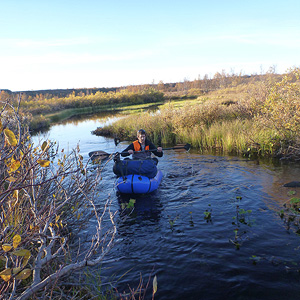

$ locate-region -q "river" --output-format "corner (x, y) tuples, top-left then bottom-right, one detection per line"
(33, 113), (300, 300)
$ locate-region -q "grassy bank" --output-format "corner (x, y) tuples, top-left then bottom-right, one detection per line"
(17, 88), (163, 115)
(93, 69), (300, 160)
(20, 90), (164, 131)
(28, 102), (164, 133)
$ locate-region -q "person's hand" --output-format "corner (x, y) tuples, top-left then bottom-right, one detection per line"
(128, 149), (134, 155)
(157, 147), (162, 152)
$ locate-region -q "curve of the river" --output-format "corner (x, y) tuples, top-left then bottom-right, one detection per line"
(33, 113), (300, 300)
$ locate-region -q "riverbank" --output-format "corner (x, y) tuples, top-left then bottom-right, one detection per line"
(92, 69), (300, 160)
(29, 101), (164, 132)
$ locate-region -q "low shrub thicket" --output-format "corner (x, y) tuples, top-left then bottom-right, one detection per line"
(0, 101), (116, 299)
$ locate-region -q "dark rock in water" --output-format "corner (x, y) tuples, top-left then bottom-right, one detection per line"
(283, 181), (300, 187)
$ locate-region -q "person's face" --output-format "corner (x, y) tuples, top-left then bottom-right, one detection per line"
(137, 134), (146, 144)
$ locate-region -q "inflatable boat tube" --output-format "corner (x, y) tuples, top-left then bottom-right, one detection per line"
(115, 170), (163, 194)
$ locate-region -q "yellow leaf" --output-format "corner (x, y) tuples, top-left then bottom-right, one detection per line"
(22, 253), (31, 268)
(13, 235), (21, 249)
(153, 275), (158, 295)
(0, 268), (11, 282)
(0, 120), (2, 133)
(41, 141), (48, 151)
(12, 249), (31, 267)
(12, 267), (21, 275)
(9, 158), (20, 173)
(15, 268), (31, 280)
(2, 244), (12, 252)
(13, 190), (19, 200)
(4, 128), (17, 146)
(37, 159), (50, 167)
(12, 249), (30, 257)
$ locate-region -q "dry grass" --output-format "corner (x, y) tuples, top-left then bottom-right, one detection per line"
(93, 69), (300, 159)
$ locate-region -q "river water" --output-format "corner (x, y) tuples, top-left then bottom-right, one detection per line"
(33, 114), (300, 300)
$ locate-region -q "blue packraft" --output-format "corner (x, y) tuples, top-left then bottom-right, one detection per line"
(113, 159), (157, 179)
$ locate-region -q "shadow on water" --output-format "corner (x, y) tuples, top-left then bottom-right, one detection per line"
(116, 192), (163, 230)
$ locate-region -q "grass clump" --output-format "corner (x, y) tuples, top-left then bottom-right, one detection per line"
(94, 68), (300, 159)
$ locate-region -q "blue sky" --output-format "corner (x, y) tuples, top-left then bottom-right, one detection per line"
(1, 0), (299, 91)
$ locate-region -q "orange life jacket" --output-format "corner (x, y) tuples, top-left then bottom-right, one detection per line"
(133, 140), (149, 152)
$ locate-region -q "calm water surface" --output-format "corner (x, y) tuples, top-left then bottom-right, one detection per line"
(33, 114), (300, 300)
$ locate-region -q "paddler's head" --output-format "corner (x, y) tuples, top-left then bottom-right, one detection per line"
(137, 129), (146, 145)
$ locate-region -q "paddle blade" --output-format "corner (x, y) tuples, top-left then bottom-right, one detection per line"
(173, 143), (191, 152)
(89, 150), (110, 161)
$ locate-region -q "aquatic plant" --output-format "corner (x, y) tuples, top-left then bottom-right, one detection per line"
(279, 194), (300, 234)
(204, 204), (212, 222)
(167, 214), (179, 230)
(230, 204), (253, 249)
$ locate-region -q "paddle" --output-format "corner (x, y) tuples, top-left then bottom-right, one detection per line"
(89, 143), (191, 160)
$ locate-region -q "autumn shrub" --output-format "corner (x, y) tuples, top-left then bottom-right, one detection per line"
(0, 101), (116, 299)
(255, 69), (300, 138)
(248, 68), (300, 157)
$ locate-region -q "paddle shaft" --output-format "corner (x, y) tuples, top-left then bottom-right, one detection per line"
(89, 143), (190, 158)
(123, 143), (190, 155)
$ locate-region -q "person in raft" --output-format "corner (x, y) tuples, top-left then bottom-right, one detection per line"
(121, 129), (163, 161)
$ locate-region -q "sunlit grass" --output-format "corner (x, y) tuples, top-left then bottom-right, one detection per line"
(94, 69), (300, 158)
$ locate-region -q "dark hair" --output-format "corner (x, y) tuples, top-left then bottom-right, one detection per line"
(137, 129), (146, 135)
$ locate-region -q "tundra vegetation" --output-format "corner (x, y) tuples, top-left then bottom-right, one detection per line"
(93, 68), (300, 160)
